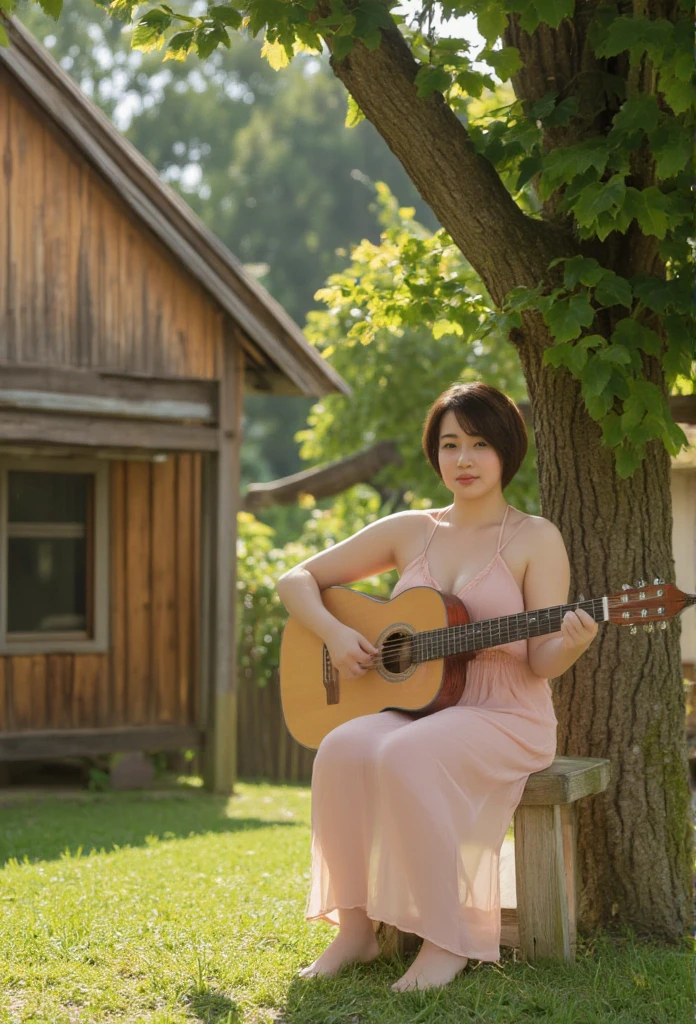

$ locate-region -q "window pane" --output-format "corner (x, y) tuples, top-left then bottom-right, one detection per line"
(7, 537), (87, 633)
(9, 472), (88, 524)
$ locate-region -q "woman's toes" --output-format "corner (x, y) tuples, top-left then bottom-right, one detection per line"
(391, 940), (468, 991)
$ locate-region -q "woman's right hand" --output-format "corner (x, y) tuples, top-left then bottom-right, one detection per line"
(322, 622), (379, 679)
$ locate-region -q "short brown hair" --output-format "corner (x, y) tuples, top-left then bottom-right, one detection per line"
(422, 382), (528, 491)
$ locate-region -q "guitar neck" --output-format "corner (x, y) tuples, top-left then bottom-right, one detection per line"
(415, 596), (608, 662)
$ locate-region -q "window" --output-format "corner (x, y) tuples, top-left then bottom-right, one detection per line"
(0, 458), (109, 654)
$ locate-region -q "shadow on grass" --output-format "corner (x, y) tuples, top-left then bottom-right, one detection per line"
(0, 792), (302, 866)
(185, 983), (241, 1023)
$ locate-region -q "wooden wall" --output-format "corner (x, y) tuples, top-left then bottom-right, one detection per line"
(0, 455), (202, 733)
(0, 70), (223, 380)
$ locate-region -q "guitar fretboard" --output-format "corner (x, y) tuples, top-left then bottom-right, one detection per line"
(412, 597), (608, 662)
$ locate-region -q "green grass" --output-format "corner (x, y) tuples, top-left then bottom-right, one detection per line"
(0, 779), (692, 1023)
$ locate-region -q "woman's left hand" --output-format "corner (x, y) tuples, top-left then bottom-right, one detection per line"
(560, 607), (599, 652)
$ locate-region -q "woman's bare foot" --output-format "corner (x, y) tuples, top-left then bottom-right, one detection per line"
(391, 939), (468, 992)
(299, 908), (380, 979)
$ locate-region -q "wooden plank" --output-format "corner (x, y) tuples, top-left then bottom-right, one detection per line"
(8, 656), (46, 730)
(46, 654), (74, 730)
(514, 804), (572, 961)
(151, 457), (178, 724)
(176, 454), (193, 724)
(125, 462), (151, 725)
(203, 333), (243, 793)
(0, 386), (216, 423)
(500, 908), (520, 950)
(0, 411), (219, 452)
(191, 454), (202, 728)
(0, 660), (6, 731)
(0, 725), (203, 760)
(520, 756), (611, 806)
(108, 462), (126, 725)
(73, 655), (105, 728)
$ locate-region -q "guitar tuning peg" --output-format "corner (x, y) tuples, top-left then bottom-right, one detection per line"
(652, 578), (665, 585)
(658, 621), (667, 630)
(621, 584), (631, 591)
(642, 623), (654, 633)
(635, 579), (646, 588)
(629, 625), (637, 634)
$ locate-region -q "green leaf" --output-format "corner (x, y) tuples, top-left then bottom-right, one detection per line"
(572, 175), (625, 228)
(539, 139), (610, 195)
(542, 343), (572, 368)
(545, 95), (579, 127)
(594, 272), (633, 309)
(611, 95), (659, 137)
(544, 294), (594, 343)
(614, 443), (644, 478)
(432, 320), (464, 339)
(601, 412), (624, 447)
(629, 186), (670, 239)
(581, 354), (613, 398)
(650, 120), (692, 179)
(132, 23), (167, 52)
(208, 5), (242, 28)
(631, 276), (676, 314)
(534, 0), (575, 30)
(481, 46), (522, 81)
(477, 5), (507, 43)
(455, 70), (495, 98)
(562, 256), (604, 288)
(261, 37), (289, 69)
(38, 0), (62, 16)
(164, 29), (195, 60)
(345, 94), (364, 128)
(516, 154), (543, 190)
(598, 344), (631, 365)
(332, 35), (354, 61)
(415, 65), (451, 98)
(612, 318), (662, 356)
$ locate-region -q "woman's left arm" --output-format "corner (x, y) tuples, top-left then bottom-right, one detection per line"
(524, 520), (599, 679)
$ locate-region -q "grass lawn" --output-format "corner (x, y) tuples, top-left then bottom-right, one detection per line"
(0, 778), (691, 1024)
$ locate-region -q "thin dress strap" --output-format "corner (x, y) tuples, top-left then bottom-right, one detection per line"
(498, 508), (530, 554)
(422, 504), (453, 558)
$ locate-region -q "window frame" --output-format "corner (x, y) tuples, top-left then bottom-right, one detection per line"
(0, 456), (110, 655)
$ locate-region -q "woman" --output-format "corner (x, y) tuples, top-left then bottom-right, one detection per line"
(276, 382), (598, 991)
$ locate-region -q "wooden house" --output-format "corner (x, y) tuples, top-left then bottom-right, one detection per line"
(0, 16), (349, 792)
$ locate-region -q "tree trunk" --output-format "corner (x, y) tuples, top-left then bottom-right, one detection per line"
(518, 337), (692, 940)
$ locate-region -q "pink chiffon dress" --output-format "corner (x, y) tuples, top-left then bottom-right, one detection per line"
(305, 504), (558, 961)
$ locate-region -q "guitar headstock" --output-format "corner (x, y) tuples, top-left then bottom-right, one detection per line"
(607, 578), (696, 633)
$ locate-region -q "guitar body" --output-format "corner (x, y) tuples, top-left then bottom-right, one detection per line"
(280, 585), (475, 750)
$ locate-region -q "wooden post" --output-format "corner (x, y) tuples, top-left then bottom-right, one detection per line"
(514, 803), (575, 961)
(202, 327), (244, 794)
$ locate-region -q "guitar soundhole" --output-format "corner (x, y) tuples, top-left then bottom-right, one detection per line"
(381, 629), (415, 676)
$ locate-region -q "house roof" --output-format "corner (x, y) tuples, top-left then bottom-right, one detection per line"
(0, 15), (351, 399)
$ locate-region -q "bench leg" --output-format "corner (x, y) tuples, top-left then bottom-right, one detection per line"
(514, 802), (577, 961)
(377, 923), (421, 959)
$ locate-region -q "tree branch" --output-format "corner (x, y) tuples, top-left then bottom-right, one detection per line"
(242, 440), (402, 511)
(325, 19), (572, 306)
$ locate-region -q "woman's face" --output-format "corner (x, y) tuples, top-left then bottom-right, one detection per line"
(437, 409), (503, 495)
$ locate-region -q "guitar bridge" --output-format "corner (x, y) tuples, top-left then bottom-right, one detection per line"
(322, 645), (340, 705)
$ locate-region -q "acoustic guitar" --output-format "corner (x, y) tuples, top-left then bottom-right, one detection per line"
(279, 578), (695, 749)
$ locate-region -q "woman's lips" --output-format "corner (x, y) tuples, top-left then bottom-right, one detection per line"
(457, 476), (478, 483)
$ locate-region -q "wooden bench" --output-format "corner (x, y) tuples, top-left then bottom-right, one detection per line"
(378, 755), (611, 963)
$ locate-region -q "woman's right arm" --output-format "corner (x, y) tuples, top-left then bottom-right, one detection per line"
(276, 512), (416, 679)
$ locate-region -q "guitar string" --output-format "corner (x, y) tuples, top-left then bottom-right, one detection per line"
(360, 597), (605, 656)
(353, 596), (620, 669)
